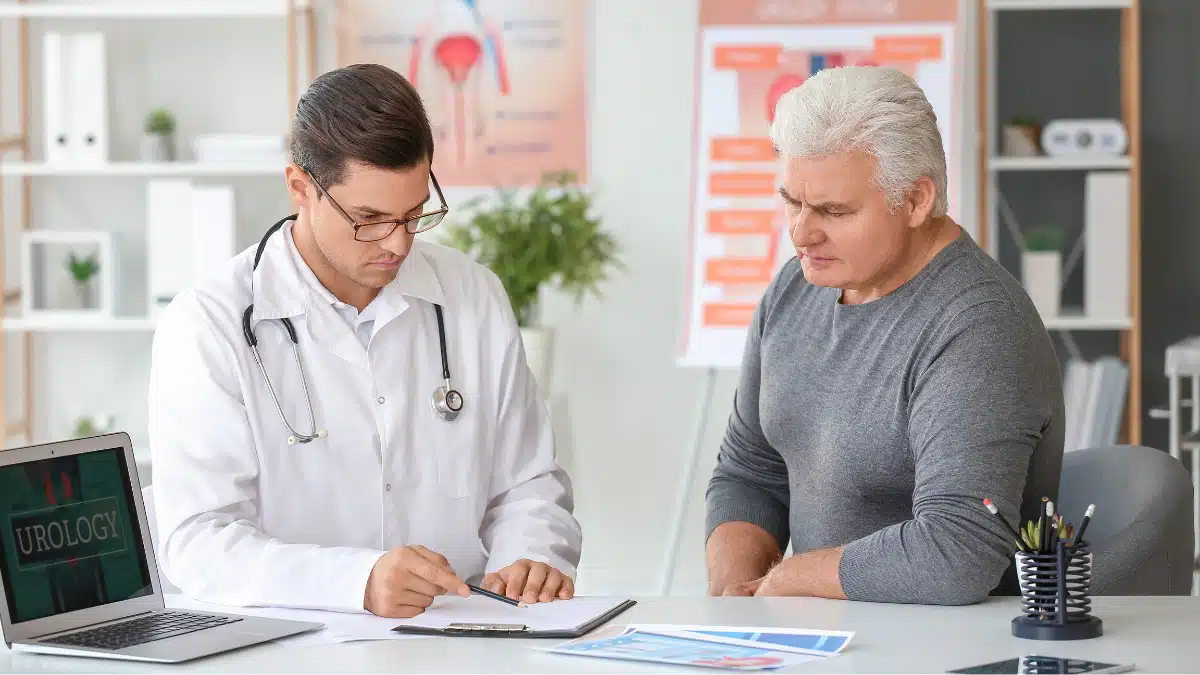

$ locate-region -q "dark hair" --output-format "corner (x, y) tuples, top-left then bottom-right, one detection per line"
(289, 63), (434, 188)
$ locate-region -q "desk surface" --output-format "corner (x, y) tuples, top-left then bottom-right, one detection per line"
(2, 596), (1197, 673)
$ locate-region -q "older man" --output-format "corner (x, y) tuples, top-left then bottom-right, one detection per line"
(704, 66), (1064, 605)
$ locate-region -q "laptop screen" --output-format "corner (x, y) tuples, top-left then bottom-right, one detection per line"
(0, 446), (153, 624)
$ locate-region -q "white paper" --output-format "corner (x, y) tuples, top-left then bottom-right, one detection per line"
(164, 594), (424, 647)
(394, 595), (629, 632)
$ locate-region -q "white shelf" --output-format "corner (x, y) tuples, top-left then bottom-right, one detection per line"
(988, 155), (1132, 171)
(1042, 311), (1133, 331)
(0, 1), (293, 18)
(988, 0), (1132, 9)
(1, 161), (285, 176)
(2, 316), (157, 332)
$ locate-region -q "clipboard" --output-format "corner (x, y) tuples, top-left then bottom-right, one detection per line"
(390, 599), (636, 639)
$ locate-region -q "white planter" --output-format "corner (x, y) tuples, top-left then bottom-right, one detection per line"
(1022, 251), (1061, 320)
(1002, 125), (1042, 156)
(520, 326), (554, 398)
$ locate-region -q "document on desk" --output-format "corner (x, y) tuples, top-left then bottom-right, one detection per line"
(165, 594), (422, 647)
(391, 595), (634, 636)
(542, 626), (830, 671)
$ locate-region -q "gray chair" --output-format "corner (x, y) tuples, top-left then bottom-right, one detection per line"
(1057, 445), (1194, 595)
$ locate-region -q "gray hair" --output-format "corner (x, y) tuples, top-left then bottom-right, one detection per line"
(770, 66), (948, 218)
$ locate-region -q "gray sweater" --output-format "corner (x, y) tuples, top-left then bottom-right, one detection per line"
(705, 229), (1064, 605)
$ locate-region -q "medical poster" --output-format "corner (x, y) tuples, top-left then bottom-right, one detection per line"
(335, 0), (588, 188)
(679, 0), (961, 369)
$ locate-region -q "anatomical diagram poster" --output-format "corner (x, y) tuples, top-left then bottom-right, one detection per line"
(335, 0), (588, 188)
(679, 0), (960, 369)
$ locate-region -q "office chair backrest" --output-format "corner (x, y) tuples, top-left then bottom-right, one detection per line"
(1056, 445), (1194, 595)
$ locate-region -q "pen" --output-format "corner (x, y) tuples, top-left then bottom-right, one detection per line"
(467, 584), (527, 608)
(1071, 504), (1095, 551)
(982, 498), (1027, 553)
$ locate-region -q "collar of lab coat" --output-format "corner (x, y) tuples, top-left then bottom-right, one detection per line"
(250, 218), (447, 327)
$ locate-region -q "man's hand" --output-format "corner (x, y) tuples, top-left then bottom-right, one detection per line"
(364, 545), (470, 618)
(720, 577), (763, 596)
(752, 546), (847, 599)
(706, 522), (782, 596)
(481, 559), (574, 604)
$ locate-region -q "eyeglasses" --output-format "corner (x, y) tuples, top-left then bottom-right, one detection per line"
(307, 169), (449, 242)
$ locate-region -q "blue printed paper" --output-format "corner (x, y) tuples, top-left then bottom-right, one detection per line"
(543, 626), (821, 671)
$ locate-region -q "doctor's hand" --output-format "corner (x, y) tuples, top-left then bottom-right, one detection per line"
(481, 559), (575, 604)
(363, 545), (470, 619)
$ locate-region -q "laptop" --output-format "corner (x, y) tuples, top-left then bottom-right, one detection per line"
(0, 432), (322, 663)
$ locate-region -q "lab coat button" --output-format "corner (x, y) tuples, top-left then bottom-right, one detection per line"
(376, 396), (385, 404)
(385, 484), (392, 492)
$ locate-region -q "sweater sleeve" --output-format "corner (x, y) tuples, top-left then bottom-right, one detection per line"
(838, 300), (1060, 605)
(703, 264), (798, 552)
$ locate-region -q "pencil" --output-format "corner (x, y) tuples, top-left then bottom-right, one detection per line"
(982, 498), (1027, 553)
(1037, 499), (1049, 554)
(467, 584), (527, 608)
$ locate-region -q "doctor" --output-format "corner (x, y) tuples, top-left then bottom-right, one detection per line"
(147, 63), (582, 618)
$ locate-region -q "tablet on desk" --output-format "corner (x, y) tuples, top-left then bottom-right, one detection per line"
(390, 596), (636, 638)
(948, 656), (1133, 674)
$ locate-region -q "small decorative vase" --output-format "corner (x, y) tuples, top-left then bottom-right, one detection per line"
(140, 133), (174, 162)
(1021, 251), (1061, 319)
(1002, 124), (1042, 156)
(74, 280), (94, 310)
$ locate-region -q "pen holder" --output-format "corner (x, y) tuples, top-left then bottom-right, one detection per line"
(1012, 541), (1102, 641)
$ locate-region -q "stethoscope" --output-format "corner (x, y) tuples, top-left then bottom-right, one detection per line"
(243, 214), (464, 445)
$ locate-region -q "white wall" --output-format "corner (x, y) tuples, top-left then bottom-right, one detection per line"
(1, 0), (979, 598)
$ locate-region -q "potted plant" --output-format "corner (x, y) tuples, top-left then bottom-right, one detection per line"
(1002, 116), (1042, 156)
(441, 171), (623, 394)
(142, 107), (176, 161)
(1021, 227), (1065, 319)
(65, 250), (100, 309)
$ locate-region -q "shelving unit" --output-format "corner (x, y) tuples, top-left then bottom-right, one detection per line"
(0, 1), (294, 18)
(987, 155), (1132, 171)
(0, 0), (318, 446)
(0, 161), (287, 176)
(977, 0), (1142, 444)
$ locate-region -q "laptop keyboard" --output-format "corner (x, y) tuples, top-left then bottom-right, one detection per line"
(41, 611), (242, 651)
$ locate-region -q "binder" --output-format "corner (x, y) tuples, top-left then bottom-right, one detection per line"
(41, 32), (109, 163)
(70, 32), (109, 163)
(42, 32), (69, 163)
(390, 598), (636, 639)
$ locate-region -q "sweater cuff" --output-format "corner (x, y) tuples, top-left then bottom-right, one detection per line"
(836, 534), (875, 602)
(705, 481), (790, 551)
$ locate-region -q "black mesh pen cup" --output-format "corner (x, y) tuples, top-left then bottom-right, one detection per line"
(1011, 540), (1102, 640)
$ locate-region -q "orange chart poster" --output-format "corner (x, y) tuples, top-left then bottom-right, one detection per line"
(680, 0), (960, 368)
(335, 0), (587, 188)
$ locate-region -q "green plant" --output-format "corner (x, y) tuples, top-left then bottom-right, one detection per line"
(1024, 227), (1065, 252)
(66, 250), (99, 283)
(144, 107), (176, 136)
(73, 414), (114, 438)
(441, 171), (623, 327)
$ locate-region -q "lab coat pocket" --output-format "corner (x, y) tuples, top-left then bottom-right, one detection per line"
(432, 411), (483, 499)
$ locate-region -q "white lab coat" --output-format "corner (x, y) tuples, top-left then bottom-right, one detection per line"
(147, 220), (582, 613)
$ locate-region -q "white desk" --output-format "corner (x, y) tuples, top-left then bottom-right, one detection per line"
(2, 596), (1198, 673)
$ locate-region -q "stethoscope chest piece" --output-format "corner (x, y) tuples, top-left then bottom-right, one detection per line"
(432, 383), (464, 421)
